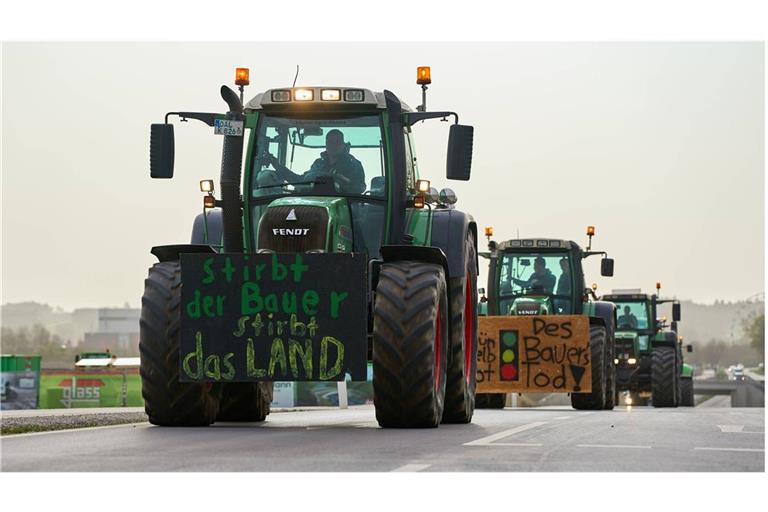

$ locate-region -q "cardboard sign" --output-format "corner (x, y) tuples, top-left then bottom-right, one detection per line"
(476, 315), (592, 393)
(179, 253), (367, 382)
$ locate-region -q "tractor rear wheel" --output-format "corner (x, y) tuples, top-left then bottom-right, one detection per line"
(475, 393), (506, 409)
(373, 261), (448, 428)
(216, 382), (274, 421)
(679, 377), (694, 407)
(651, 346), (678, 407)
(442, 234), (478, 423)
(139, 261), (222, 426)
(571, 325), (608, 410)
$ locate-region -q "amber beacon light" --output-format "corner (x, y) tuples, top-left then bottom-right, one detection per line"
(417, 66), (432, 85)
(235, 68), (250, 86)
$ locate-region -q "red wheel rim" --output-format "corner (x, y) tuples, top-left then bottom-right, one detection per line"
(434, 306), (442, 390)
(464, 272), (474, 385)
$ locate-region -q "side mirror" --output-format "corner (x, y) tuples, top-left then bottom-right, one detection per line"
(672, 302), (681, 321)
(150, 123), (175, 179)
(446, 124), (473, 181)
(600, 258), (614, 277)
(686, 344), (693, 353)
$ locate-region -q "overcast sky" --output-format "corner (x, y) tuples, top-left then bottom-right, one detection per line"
(1, 42), (763, 310)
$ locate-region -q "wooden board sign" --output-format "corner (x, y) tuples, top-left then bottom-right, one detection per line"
(476, 315), (592, 393)
(179, 253), (368, 382)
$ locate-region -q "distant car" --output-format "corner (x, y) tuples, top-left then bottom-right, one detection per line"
(733, 366), (745, 381)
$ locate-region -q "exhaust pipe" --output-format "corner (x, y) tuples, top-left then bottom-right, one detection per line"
(219, 85), (245, 253)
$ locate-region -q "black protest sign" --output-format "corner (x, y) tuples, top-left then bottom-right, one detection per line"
(179, 253), (367, 382)
(476, 315), (592, 393)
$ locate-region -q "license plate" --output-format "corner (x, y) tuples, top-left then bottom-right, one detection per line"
(214, 119), (244, 136)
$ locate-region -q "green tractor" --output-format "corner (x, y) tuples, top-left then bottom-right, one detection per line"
(602, 283), (693, 407)
(140, 67), (480, 428)
(476, 226), (617, 410)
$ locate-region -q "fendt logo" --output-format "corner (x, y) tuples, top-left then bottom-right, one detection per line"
(272, 228), (310, 236)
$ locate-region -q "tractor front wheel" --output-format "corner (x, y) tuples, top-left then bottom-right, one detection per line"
(679, 376), (694, 407)
(216, 382), (274, 422)
(571, 325), (608, 410)
(442, 233), (478, 423)
(651, 346), (678, 407)
(139, 261), (222, 426)
(475, 393), (506, 409)
(373, 261), (448, 428)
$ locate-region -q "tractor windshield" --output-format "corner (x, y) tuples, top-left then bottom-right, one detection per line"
(613, 300), (651, 330)
(498, 251), (575, 314)
(250, 114), (385, 199)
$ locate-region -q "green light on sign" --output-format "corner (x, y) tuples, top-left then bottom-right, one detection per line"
(502, 331), (517, 347)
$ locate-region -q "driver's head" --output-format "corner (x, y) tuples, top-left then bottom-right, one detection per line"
(559, 258), (568, 272)
(325, 129), (345, 157)
(534, 257), (546, 273)
(624, 306), (631, 314)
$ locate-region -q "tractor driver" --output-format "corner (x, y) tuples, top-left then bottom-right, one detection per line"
(262, 129), (366, 194)
(618, 305), (639, 329)
(512, 257), (556, 294)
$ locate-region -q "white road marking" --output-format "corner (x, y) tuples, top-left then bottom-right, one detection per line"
(489, 443), (543, 447)
(694, 447), (765, 453)
(392, 463), (431, 472)
(2, 422), (149, 438)
(717, 424), (745, 433)
(576, 444), (651, 449)
(464, 421), (547, 446)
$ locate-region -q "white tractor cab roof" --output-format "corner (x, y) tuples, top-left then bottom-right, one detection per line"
(496, 239), (575, 252)
(245, 87), (414, 112)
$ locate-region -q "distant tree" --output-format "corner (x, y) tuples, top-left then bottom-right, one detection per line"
(743, 313), (765, 358)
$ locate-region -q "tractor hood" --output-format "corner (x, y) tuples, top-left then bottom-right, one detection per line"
(509, 296), (552, 316)
(256, 196), (353, 254)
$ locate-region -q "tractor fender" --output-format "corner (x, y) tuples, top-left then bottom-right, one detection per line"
(429, 209), (478, 279)
(588, 300), (617, 338)
(191, 208), (223, 245)
(652, 331), (679, 348)
(150, 244), (216, 262)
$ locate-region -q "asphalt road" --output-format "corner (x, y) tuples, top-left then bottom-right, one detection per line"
(2, 405), (763, 472)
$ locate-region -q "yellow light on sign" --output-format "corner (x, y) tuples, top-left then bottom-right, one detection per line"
(235, 68), (250, 86)
(294, 88), (314, 101)
(586, 226), (595, 236)
(484, 226), (494, 237)
(417, 66), (431, 85)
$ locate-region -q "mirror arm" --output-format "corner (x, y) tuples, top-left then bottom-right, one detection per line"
(403, 111), (459, 126)
(582, 251), (607, 259)
(164, 111), (219, 127)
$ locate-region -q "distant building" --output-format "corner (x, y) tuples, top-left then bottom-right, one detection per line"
(81, 308), (140, 354)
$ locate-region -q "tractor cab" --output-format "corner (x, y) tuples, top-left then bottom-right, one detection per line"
(483, 226), (614, 318)
(491, 239), (583, 316)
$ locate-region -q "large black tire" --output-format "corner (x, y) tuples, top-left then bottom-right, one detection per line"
(475, 393), (506, 409)
(571, 325), (607, 410)
(216, 382), (274, 421)
(651, 345), (678, 407)
(139, 261), (222, 426)
(373, 261), (448, 428)
(603, 329), (616, 410)
(680, 377), (694, 407)
(442, 233), (478, 424)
